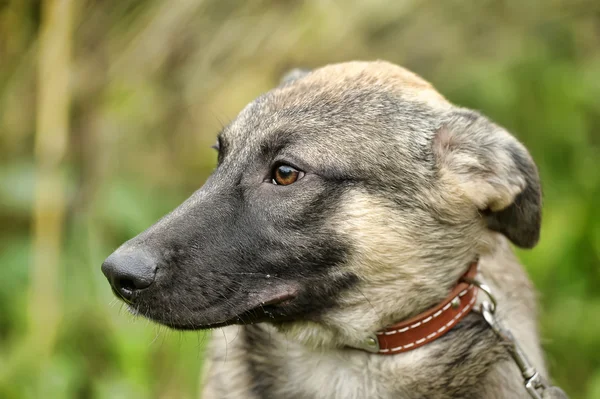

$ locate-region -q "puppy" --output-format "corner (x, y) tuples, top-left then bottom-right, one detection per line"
(102, 61), (551, 398)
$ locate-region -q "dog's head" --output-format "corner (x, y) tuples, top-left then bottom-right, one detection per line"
(102, 61), (541, 348)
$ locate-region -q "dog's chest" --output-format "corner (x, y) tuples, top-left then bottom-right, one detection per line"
(233, 324), (489, 399)
(246, 344), (397, 399)
(205, 318), (523, 399)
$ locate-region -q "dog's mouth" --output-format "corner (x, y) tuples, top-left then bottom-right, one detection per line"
(124, 282), (301, 330)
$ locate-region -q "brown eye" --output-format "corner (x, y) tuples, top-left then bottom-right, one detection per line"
(272, 164), (304, 185)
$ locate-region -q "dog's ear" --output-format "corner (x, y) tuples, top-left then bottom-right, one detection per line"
(279, 68), (311, 85)
(433, 109), (542, 248)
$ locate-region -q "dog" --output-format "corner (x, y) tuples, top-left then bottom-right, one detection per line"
(102, 61), (553, 398)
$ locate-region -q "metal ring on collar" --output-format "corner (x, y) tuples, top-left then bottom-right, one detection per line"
(460, 277), (497, 313)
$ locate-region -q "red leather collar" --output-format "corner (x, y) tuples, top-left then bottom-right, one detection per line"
(373, 261), (479, 355)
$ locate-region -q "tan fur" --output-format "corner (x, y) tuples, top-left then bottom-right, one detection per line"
(229, 61), (450, 137)
(292, 61), (451, 109)
(433, 124), (528, 212)
(274, 190), (485, 350)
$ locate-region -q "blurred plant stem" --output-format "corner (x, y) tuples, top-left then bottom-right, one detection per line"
(28, 0), (73, 361)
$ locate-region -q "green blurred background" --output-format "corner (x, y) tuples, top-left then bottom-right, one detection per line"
(1, 0), (599, 398)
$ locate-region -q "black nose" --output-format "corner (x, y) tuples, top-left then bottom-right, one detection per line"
(101, 249), (157, 301)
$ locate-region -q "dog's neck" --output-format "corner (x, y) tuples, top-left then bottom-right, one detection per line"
(204, 245), (546, 399)
(234, 317), (507, 399)
(352, 260), (479, 355)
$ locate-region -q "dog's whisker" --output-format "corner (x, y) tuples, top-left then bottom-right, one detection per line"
(150, 323), (163, 345)
(355, 286), (380, 321)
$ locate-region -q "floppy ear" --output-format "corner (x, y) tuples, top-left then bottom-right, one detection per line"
(433, 109), (542, 248)
(279, 68), (311, 86)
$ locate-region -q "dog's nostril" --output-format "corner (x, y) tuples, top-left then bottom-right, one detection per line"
(117, 277), (137, 292)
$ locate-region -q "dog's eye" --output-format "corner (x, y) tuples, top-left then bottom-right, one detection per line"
(272, 164), (304, 186)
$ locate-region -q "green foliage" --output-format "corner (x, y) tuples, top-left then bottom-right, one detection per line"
(0, 0), (598, 398)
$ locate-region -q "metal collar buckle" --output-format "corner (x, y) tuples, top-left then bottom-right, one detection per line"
(461, 277), (566, 399)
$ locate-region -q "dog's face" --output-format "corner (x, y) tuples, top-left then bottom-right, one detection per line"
(102, 61), (541, 348)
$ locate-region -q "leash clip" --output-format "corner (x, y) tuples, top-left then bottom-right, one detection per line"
(461, 277), (559, 399)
